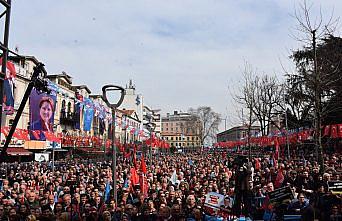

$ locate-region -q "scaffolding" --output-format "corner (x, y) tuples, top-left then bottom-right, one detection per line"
(0, 0), (12, 142)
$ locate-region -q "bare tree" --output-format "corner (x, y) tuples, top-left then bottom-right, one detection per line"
(289, 0), (341, 171)
(187, 106), (221, 146)
(235, 62), (285, 137)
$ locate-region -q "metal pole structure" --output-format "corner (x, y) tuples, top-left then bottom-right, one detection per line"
(0, 0), (12, 138)
(111, 107), (117, 203)
(102, 84), (124, 204)
(1, 63), (48, 159)
(283, 88), (290, 160)
(150, 127), (152, 171)
(52, 141), (55, 173)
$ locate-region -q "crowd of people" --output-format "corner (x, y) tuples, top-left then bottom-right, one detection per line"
(0, 150), (340, 221)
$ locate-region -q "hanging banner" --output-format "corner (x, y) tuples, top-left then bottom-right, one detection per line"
(338, 124), (342, 138)
(29, 88), (57, 140)
(83, 106), (94, 131)
(0, 57), (16, 115)
(99, 118), (105, 135)
(74, 103), (81, 130)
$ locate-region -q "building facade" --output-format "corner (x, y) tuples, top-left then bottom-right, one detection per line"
(1, 55), (157, 151)
(161, 111), (201, 148)
(217, 125), (260, 142)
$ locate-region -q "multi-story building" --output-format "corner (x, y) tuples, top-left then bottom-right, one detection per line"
(143, 105), (161, 138)
(47, 72), (77, 134)
(120, 79), (162, 139)
(1, 56), (39, 133)
(1, 55), (158, 153)
(217, 125), (260, 142)
(161, 111), (201, 148)
(118, 109), (141, 143)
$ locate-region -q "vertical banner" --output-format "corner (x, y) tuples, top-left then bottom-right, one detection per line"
(0, 57), (16, 115)
(83, 106), (94, 131)
(108, 121), (113, 140)
(99, 118), (105, 135)
(30, 88), (57, 140)
(74, 103), (81, 130)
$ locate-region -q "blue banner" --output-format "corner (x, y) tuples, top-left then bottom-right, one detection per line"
(83, 106), (94, 131)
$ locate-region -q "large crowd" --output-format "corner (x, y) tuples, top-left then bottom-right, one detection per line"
(0, 150), (340, 221)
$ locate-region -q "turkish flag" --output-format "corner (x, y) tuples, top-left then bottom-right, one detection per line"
(140, 154), (147, 174)
(18, 129), (29, 141)
(323, 125), (331, 136)
(338, 124), (342, 138)
(30, 130), (41, 140)
(139, 173), (149, 197)
(331, 125), (338, 138)
(130, 168), (139, 186)
(274, 138), (280, 160)
(43, 131), (61, 142)
(255, 158), (261, 171)
(0, 57), (16, 79)
(275, 168), (284, 188)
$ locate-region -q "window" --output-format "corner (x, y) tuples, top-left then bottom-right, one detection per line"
(187, 137), (190, 141)
(9, 119), (14, 127)
(176, 137), (178, 141)
(192, 137), (194, 141)
(171, 137), (173, 141)
(67, 102), (72, 116)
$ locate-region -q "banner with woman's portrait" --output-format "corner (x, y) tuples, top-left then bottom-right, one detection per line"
(0, 57), (16, 115)
(29, 88), (57, 140)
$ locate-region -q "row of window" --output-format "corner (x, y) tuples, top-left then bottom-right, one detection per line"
(162, 128), (196, 133)
(170, 142), (200, 147)
(164, 136), (199, 141)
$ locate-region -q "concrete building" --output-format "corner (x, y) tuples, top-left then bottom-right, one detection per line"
(47, 72), (77, 135)
(120, 80), (162, 138)
(1, 56), (40, 134)
(217, 125), (260, 142)
(143, 105), (161, 138)
(161, 111), (201, 148)
(1, 55), (159, 152)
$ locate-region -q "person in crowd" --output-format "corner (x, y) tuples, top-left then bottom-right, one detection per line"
(0, 152), (339, 221)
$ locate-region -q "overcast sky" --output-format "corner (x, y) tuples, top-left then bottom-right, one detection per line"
(6, 0), (342, 130)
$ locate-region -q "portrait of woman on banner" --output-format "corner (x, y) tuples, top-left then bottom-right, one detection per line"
(31, 96), (55, 132)
(0, 57), (16, 115)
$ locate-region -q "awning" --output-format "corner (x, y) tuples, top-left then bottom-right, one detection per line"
(7, 148), (32, 156)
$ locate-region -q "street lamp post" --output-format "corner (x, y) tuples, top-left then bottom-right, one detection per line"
(102, 85), (125, 204)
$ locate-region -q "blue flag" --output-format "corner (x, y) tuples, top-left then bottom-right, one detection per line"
(83, 107), (94, 131)
(105, 182), (111, 202)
